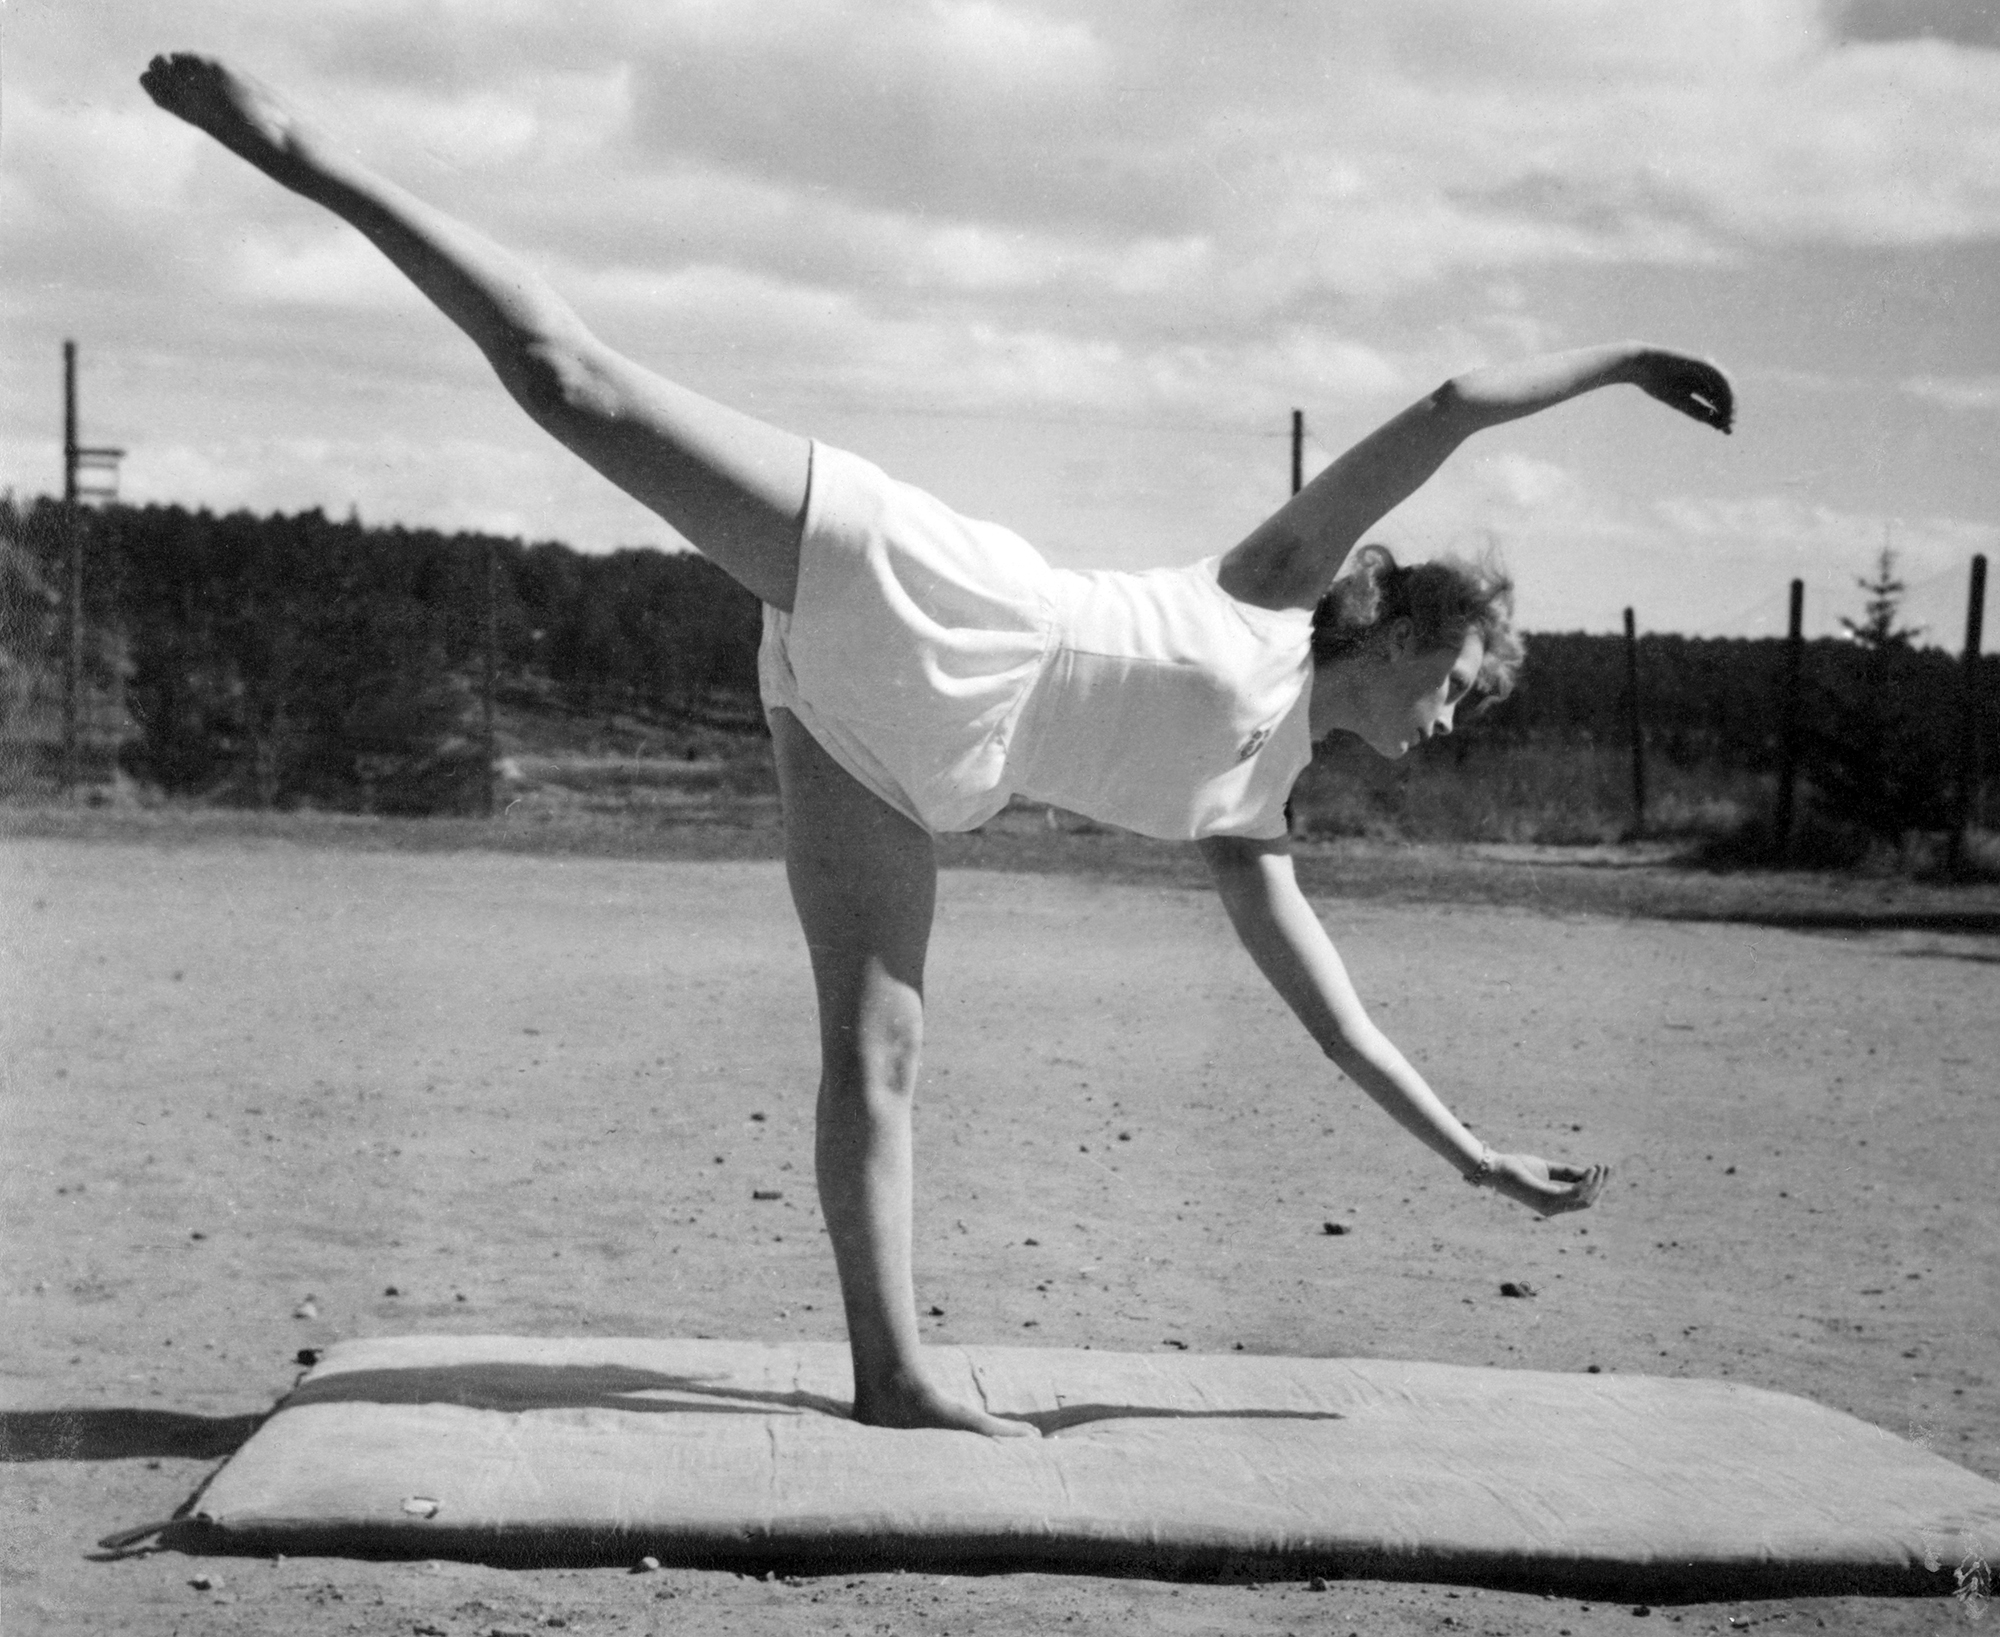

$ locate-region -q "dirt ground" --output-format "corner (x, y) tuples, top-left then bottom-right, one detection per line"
(3, 830), (1995, 1636)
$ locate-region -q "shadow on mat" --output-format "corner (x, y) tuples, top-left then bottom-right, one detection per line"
(1026, 1405), (1345, 1435)
(1, 1408), (266, 1462)
(283, 1362), (851, 1420)
(280, 1365), (1349, 1436)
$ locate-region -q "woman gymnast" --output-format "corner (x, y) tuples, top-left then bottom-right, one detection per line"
(143, 53), (1734, 1438)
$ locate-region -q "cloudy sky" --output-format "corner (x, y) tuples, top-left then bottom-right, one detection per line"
(6, 0), (1998, 646)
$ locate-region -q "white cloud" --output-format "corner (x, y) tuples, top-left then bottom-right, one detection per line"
(6, 0), (2000, 654)
(110, 430), (664, 546)
(228, 227), (420, 310)
(1900, 374), (2000, 410)
(1, 82), (204, 223)
(1645, 491), (1999, 644)
(347, 66), (636, 173)
(1649, 490), (1995, 567)
(912, 0), (1107, 92)
(30, 2), (2000, 351)
(1478, 453), (1582, 512)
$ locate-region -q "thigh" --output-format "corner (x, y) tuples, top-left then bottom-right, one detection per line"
(544, 341), (811, 611)
(770, 709), (937, 1053)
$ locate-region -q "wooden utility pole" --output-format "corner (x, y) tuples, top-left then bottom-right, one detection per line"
(62, 343), (82, 794)
(1281, 409), (1305, 839)
(1948, 554), (1988, 874)
(1775, 579), (1805, 862)
(59, 340), (125, 795)
(1622, 608), (1646, 836)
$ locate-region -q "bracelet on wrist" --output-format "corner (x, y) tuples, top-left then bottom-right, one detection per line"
(1463, 1145), (1496, 1187)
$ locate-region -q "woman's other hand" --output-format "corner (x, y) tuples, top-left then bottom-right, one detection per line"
(1628, 348), (1734, 434)
(1487, 1153), (1609, 1216)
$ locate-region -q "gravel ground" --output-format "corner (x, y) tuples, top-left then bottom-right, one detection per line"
(3, 830), (1994, 1636)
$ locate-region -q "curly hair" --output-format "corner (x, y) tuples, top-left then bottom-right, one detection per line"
(1310, 543), (1525, 705)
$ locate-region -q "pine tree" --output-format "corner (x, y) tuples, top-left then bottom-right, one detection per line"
(1810, 542), (1949, 843)
(1840, 544), (1922, 656)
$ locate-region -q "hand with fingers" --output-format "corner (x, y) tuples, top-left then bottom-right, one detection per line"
(1627, 348), (1735, 434)
(1478, 1152), (1610, 1217)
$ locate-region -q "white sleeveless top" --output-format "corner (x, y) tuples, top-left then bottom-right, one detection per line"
(758, 443), (1316, 842)
(1008, 562), (1315, 839)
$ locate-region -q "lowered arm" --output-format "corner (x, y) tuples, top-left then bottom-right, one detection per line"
(1198, 835), (1607, 1215)
(1199, 836), (1488, 1176)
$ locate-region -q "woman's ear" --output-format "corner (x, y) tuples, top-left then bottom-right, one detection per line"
(1383, 616), (1416, 661)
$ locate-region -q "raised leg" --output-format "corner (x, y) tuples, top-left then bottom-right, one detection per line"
(139, 52), (808, 609)
(769, 710), (1034, 1437)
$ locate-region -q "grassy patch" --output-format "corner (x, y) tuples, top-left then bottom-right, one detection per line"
(9, 795), (1997, 934)
(1293, 735), (1768, 846)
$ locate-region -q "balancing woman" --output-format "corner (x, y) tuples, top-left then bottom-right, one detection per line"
(144, 54), (1735, 1438)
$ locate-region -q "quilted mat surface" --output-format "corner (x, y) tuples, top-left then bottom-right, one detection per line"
(160, 1335), (2000, 1597)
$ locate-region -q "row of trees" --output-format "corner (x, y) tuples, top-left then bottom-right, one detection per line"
(1458, 620), (1991, 843)
(1, 495), (761, 811)
(2, 494), (1990, 841)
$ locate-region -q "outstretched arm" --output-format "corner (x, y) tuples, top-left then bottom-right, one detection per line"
(139, 53), (807, 608)
(1199, 835), (1608, 1216)
(1218, 343), (1733, 611)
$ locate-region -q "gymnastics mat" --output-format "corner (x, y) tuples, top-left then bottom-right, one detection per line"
(142, 1335), (2000, 1598)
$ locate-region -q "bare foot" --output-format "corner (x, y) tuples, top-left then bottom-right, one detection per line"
(853, 1372), (1040, 1438)
(139, 53), (323, 189)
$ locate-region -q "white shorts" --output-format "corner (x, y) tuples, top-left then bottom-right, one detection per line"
(758, 443), (1059, 833)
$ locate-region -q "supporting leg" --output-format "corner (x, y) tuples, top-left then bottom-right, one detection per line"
(769, 710), (1033, 1437)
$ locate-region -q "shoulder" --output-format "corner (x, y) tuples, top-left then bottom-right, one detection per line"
(1216, 532), (1326, 613)
(1180, 555), (1320, 642)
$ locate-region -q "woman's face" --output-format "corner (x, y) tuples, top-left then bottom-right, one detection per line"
(1356, 621), (1485, 759)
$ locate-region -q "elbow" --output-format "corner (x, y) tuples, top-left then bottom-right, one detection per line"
(1319, 1013), (1386, 1075)
(501, 334), (612, 424)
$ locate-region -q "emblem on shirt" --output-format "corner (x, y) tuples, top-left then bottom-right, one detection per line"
(1236, 723), (1274, 763)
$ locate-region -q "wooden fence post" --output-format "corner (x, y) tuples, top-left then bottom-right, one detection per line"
(1775, 579), (1804, 861)
(1948, 554), (1988, 873)
(62, 342), (81, 796)
(482, 538), (498, 818)
(1623, 607), (1646, 837)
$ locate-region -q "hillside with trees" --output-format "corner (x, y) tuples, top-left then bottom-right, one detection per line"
(2, 496), (1991, 857)
(2, 495), (761, 811)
